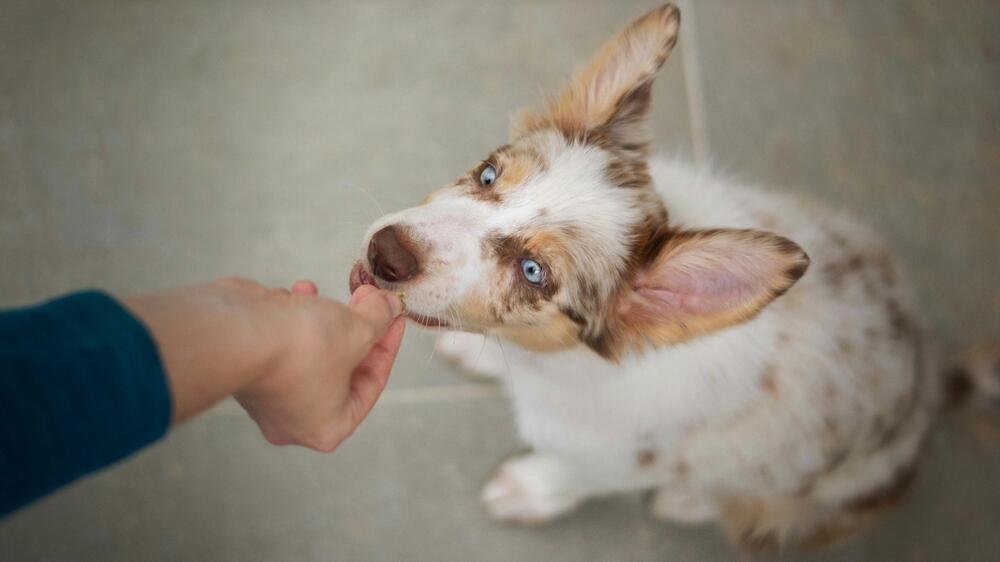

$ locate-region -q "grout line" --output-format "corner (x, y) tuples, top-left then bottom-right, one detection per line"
(677, 0), (710, 164)
(205, 383), (502, 419)
(378, 382), (503, 405)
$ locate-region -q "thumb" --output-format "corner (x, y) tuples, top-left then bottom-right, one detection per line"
(348, 286), (404, 344)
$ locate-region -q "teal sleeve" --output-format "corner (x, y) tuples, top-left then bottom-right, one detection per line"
(0, 291), (172, 518)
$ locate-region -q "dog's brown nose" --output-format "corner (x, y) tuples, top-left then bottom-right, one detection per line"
(368, 225), (420, 283)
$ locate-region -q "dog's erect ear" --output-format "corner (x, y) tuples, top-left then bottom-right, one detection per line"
(515, 4), (680, 151)
(591, 229), (809, 358)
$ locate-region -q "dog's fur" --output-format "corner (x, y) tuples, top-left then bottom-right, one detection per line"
(352, 4), (997, 550)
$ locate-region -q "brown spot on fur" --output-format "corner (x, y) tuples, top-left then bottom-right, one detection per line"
(823, 417), (839, 436)
(580, 278), (601, 304)
(560, 306), (587, 326)
(582, 331), (617, 360)
(720, 495), (785, 553)
(822, 254), (864, 289)
(823, 382), (839, 399)
(760, 367), (779, 395)
(605, 151), (652, 189)
(886, 298), (911, 339)
(636, 449), (657, 468)
(825, 448), (851, 473)
(823, 254), (865, 288)
(872, 253), (896, 286)
(624, 205), (670, 271)
(724, 490), (878, 551)
(838, 338), (854, 354)
(795, 481), (816, 498)
(674, 459), (690, 478)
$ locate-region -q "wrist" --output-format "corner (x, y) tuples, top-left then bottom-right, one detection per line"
(123, 282), (286, 423)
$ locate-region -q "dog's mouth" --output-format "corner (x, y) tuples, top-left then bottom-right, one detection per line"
(349, 261), (379, 293)
(349, 261), (450, 328)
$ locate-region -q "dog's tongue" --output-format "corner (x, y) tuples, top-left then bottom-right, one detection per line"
(349, 261), (378, 293)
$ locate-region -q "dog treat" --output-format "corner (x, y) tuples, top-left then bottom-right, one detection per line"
(395, 291), (407, 315)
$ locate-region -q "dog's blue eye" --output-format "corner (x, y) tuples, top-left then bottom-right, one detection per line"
(521, 259), (544, 284)
(479, 164), (497, 187)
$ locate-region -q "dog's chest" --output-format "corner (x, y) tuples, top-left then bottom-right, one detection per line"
(501, 328), (776, 466)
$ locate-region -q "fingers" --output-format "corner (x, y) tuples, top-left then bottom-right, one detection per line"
(349, 317), (406, 422)
(267, 280), (316, 298)
(348, 284), (379, 306)
(348, 286), (405, 346)
(214, 276), (261, 289)
(291, 280), (318, 295)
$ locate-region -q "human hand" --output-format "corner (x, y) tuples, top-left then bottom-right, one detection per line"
(234, 281), (406, 452)
(125, 278), (405, 453)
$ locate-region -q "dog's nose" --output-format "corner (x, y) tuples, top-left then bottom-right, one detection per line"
(368, 225), (420, 283)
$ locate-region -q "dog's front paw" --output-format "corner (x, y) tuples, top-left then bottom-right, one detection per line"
(481, 454), (584, 524)
(650, 485), (717, 525)
(436, 331), (507, 380)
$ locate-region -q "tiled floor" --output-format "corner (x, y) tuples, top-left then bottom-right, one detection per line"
(1, 1), (998, 560)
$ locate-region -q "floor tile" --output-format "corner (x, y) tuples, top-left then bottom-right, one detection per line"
(690, 0), (1000, 346)
(3, 397), (1000, 561)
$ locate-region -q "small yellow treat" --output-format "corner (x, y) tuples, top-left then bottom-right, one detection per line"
(395, 291), (407, 315)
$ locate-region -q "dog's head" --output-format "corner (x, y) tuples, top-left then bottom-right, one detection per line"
(351, 4), (809, 360)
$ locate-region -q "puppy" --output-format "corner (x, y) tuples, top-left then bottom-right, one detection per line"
(350, 4), (997, 550)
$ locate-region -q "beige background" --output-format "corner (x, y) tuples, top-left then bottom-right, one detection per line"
(1, 1), (998, 560)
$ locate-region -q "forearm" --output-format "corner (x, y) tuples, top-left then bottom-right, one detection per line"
(122, 282), (282, 424)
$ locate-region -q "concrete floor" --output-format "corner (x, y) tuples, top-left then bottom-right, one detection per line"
(1, 0), (998, 560)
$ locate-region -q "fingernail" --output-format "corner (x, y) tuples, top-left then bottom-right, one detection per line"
(385, 292), (405, 317)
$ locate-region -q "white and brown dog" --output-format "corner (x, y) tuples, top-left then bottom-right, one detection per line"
(349, 4), (997, 550)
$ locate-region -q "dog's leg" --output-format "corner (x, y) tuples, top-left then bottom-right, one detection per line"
(649, 484), (718, 524)
(481, 453), (588, 523)
(435, 331), (508, 379)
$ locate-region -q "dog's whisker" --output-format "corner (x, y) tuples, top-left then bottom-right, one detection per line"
(447, 303), (464, 334)
(494, 335), (512, 379)
(344, 183), (386, 219)
(422, 330), (439, 370)
(473, 332), (489, 371)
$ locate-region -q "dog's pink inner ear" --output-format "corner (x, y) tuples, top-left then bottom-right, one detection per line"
(624, 229), (810, 321)
(636, 267), (764, 317)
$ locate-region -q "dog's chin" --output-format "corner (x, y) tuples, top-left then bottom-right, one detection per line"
(348, 260), (451, 328)
(407, 313), (450, 328)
